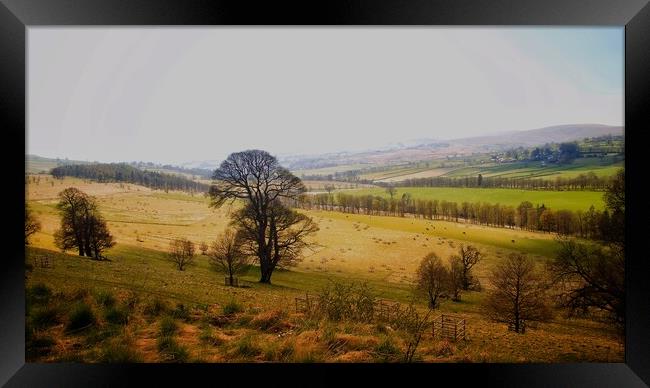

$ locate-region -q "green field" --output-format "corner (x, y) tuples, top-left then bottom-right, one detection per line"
(344, 187), (605, 212)
(443, 158), (624, 180)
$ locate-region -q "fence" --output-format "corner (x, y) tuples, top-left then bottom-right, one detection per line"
(33, 254), (52, 269)
(432, 314), (466, 341)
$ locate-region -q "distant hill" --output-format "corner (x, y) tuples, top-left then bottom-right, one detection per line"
(451, 124), (624, 150)
(280, 124), (624, 171)
(26, 155), (93, 174)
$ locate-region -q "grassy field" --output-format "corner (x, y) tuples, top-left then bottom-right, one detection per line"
(443, 158), (624, 180)
(292, 157), (623, 184)
(25, 176), (623, 363)
(343, 187), (605, 212)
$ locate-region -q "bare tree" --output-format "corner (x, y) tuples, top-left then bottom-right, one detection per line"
(53, 188), (115, 259)
(199, 241), (209, 255)
(324, 184), (335, 210)
(456, 244), (482, 290)
(447, 256), (464, 302)
(483, 253), (552, 333)
(385, 185), (397, 201)
(208, 230), (250, 286)
(415, 253), (449, 309)
(208, 150), (316, 283)
(547, 238), (624, 327)
(168, 238), (196, 271)
(25, 204), (42, 245)
(231, 201), (319, 281)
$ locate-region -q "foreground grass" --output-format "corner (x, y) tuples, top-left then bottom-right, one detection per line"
(25, 278), (623, 363)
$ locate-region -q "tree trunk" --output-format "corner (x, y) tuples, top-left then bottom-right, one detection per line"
(78, 246), (85, 256)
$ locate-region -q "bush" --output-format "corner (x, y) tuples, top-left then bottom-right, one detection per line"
(30, 305), (60, 329)
(312, 281), (377, 322)
(199, 327), (223, 346)
(27, 283), (52, 306)
(159, 316), (178, 337)
(104, 306), (129, 325)
(232, 335), (261, 359)
(157, 335), (189, 363)
(171, 303), (190, 321)
(222, 300), (243, 315)
(66, 302), (96, 332)
(144, 298), (168, 318)
(94, 291), (115, 307)
(374, 336), (400, 362)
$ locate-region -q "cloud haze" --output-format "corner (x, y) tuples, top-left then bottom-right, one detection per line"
(28, 27), (623, 165)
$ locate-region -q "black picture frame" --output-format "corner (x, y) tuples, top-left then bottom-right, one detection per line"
(2, 1), (649, 386)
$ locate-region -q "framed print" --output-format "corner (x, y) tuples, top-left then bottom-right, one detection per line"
(2, 0), (649, 386)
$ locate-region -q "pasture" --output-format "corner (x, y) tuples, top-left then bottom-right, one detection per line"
(25, 176), (623, 363)
(343, 186), (606, 212)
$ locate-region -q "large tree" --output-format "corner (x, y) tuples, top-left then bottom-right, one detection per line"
(230, 201), (318, 282)
(53, 188), (115, 259)
(208, 150), (317, 283)
(484, 253), (553, 333)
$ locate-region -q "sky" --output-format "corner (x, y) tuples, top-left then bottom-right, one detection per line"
(28, 27), (623, 165)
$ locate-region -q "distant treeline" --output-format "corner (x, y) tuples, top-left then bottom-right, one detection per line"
(50, 163), (210, 193)
(290, 191), (619, 242)
(392, 172), (619, 191)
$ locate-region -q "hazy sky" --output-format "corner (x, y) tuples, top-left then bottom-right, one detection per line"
(28, 27), (623, 165)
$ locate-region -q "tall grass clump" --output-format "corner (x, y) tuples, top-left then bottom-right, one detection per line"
(312, 281), (376, 322)
(65, 302), (96, 332)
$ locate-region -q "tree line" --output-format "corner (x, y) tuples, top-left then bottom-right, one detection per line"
(393, 171), (618, 191)
(50, 163), (209, 193)
(291, 170), (624, 242)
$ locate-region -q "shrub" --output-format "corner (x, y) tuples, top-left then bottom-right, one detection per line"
(144, 298), (168, 318)
(157, 335), (189, 363)
(26, 283), (52, 306)
(94, 291), (115, 307)
(159, 316), (178, 337)
(312, 281), (376, 322)
(374, 336), (400, 362)
(171, 303), (190, 321)
(199, 327), (223, 346)
(30, 305), (60, 329)
(104, 306), (129, 325)
(222, 300), (243, 315)
(66, 302), (96, 332)
(232, 335), (261, 359)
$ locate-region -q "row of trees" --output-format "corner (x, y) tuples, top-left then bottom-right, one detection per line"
(293, 181), (622, 241)
(395, 171), (618, 191)
(50, 163), (209, 193)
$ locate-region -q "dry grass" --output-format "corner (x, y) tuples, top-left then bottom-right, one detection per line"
(25, 177), (623, 363)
